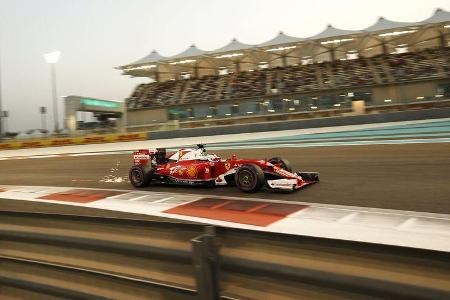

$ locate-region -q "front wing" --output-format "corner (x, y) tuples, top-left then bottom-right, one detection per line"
(267, 172), (319, 191)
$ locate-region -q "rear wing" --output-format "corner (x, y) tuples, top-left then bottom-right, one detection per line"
(133, 148), (168, 165)
(133, 149), (157, 165)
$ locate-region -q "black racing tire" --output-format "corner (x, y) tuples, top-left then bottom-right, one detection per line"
(268, 157), (292, 172)
(235, 164), (265, 193)
(129, 165), (152, 188)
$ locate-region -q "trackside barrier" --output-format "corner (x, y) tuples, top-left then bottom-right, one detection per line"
(0, 132), (147, 150)
(192, 226), (221, 300)
(147, 106), (450, 140)
(2, 104), (449, 150)
(0, 210), (449, 299)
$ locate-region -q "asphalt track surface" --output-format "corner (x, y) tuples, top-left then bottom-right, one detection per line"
(1, 143), (449, 214)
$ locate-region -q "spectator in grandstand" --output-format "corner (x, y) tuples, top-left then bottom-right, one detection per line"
(126, 47), (449, 111)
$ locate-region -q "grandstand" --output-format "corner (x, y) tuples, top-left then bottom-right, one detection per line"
(118, 8), (450, 131)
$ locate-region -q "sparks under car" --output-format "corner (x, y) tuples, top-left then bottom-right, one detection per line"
(129, 145), (319, 193)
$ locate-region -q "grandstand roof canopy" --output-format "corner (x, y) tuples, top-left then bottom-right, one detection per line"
(131, 50), (166, 65)
(364, 17), (421, 32)
(258, 31), (304, 47)
(119, 8), (450, 81)
(307, 24), (360, 39)
(170, 44), (206, 59)
(209, 38), (253, 54)
(423, 8), (450, 23)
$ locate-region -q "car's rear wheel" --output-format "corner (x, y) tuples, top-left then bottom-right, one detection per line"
(235, 164), (265, 193)
(129, 165), (152, 187)
(268, 157), (292, 172)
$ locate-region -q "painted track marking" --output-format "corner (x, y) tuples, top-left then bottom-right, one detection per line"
(1, 185), (449, 252)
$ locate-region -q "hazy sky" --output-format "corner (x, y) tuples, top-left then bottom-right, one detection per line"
(0, 0), (449, 132)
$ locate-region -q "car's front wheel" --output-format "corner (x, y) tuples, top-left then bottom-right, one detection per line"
(235, 164), (265, 193)
(129, 165), (152, 187)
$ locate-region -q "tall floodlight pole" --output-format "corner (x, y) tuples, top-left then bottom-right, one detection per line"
(43, 51), (61, 133)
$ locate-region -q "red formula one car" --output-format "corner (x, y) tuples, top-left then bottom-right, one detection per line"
(129, 145), (319, 193)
